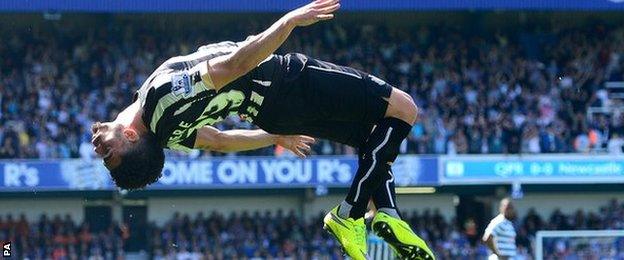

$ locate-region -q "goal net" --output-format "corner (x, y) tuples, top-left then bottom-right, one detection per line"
(535, 230), (624, 259)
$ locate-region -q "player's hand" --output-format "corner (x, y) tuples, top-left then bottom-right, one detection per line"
(286, 0), (340, 27)
(275, 135), (315, 158)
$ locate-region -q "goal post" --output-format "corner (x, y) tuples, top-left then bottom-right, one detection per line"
(535, 230), (624, 259)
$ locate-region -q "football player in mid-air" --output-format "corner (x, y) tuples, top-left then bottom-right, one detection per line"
(91, 0), (434, 258)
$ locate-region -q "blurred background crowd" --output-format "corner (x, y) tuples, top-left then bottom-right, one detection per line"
(2, 17), (624, 159)
(2, 198), (622, 259)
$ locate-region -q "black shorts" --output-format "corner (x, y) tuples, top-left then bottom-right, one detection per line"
(250, 53), (392, 148)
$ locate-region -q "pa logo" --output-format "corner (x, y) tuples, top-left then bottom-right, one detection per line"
(3, 241), (11, 257)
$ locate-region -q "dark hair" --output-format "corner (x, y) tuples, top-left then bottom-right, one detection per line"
(108, 133), (164, 190)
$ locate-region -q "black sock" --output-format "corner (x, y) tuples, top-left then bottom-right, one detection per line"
(372, 169), (402, 219)
(344, 117), (412, 219)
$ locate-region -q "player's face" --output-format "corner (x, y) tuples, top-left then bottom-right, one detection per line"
(91, 122), (130, 169)
(503, 202), (516, 220)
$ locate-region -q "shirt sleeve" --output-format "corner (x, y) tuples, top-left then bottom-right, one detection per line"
(163, 41), (239, 71)
(134, 71), (159, 106)
(133, 84), (148, 106)
(484, 218), (500, 239)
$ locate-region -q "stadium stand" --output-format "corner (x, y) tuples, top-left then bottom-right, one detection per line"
(2, 198), (622, 259)
(2, 9), (624, 260)
(1, 19), (624, 159)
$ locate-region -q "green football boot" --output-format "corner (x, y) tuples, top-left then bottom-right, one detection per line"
(371, 212), (435, 260)
(323, 205), (368, 260)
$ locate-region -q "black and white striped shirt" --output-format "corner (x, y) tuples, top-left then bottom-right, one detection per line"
(135, 41), (248, 152)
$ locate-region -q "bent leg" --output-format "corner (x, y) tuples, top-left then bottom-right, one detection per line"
(373, 87), (419, 217)
(340, 87), (418, 219)
(384, 87), (419, 125)
(371, 169), (401, 218)
(339, 117), (413, 219)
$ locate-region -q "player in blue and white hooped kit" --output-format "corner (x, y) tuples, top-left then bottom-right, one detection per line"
(483, 198), (517, 260)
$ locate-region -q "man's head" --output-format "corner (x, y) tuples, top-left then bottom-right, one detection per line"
(91, 122), (164, 190)
(499, 197), (516, 220)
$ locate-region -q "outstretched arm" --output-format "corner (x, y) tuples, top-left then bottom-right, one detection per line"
(194, 126), (315, 158)
(205, 0), (341, 89)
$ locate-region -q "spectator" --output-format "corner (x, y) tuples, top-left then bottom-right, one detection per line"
(2, 19), (624, 157)
(608, 133), (624, 154)
(3, 199), (624, 258)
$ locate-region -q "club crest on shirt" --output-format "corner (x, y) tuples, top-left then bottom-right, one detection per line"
(171, 72), (192, 97)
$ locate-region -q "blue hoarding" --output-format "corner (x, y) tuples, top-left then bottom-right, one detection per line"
(2, 0), (624, 12)
(440, 155), (624, 184)
(0, 155), (438, 192)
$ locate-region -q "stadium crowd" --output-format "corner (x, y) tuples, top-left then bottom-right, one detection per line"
(1, 18), (624, 159)
(0, 214), (127, 259)
(1, 198), (623, 259)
